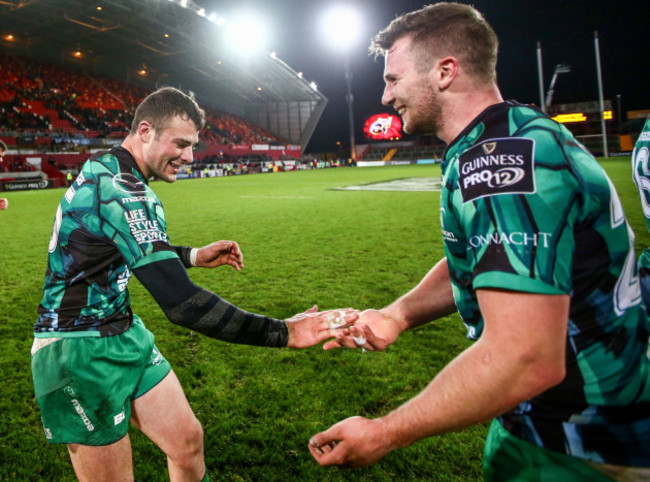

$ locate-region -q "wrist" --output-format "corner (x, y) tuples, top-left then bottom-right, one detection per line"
(376, 414), (409, 451)
(379, 307), (409, 333)
(190, 248), (199, 267)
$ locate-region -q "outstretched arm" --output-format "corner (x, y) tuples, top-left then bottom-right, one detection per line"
(134, 257), (356, 348)
(310, 289), (569, 467)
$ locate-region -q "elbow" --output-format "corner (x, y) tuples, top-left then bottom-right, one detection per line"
(521, 354), (566, 397)
(534, 363), (565, 392)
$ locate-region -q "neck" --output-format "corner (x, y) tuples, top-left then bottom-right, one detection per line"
(438, 84), (503, 144)
(121, 135), (149, 178)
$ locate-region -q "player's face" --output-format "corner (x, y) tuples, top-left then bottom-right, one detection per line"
(382, 36), (443, 136)
(143, 114), (198, 183)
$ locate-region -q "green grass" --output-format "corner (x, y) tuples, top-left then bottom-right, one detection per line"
(0, 159), (645, 480)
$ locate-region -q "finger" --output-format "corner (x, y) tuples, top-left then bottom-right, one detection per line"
(322, 339), (343, 350)
(322, 309), (359, 331)
(309, 434), (346, 466)
(350, 325), (381, 351)
(334, 331), (361, 349)
(309, 429), (340, 454)
(229, 255), (244, 270)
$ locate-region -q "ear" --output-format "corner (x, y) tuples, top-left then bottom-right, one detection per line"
(137, 121), (154, 143)
(435, 56), (459, 90)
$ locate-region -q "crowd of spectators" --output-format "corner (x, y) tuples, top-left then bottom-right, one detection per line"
(0, 50), (283, 149)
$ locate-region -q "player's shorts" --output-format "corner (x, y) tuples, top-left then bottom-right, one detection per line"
(483, 419), (615, 481)
(31, 316), (171, 446)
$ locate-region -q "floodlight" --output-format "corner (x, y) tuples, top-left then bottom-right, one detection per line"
(321, 4), (362, 51)
(225, 13), (268, 53)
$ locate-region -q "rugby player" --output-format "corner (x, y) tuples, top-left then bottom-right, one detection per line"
(32, 86), (356, 481)
(309, 3), (650, 480)
(632, 116), (650, 308)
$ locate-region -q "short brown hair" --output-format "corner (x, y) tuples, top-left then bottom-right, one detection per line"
(0, 139), (7, 152)
(369, 2), (498, 84)
(130, 86), (205, 135)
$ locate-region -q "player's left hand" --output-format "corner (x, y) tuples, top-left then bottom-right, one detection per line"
(286, 306), (359, 348)
(309, 416), (395, 467)
(195, 240), (244, 270)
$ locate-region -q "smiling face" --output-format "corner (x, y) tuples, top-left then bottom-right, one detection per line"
(381, 36), (444, 137)
(140, 114), (198, 183)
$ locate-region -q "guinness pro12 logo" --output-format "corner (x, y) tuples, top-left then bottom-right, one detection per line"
(458, 137), (535, 203)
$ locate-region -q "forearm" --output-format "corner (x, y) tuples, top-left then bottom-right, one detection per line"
(134, 258), (288, 347)
(382, 257), (456, 330)
(380, 290), (568, 450)
(381, 337), (555, 449)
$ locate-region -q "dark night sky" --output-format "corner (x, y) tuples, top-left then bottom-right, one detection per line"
(202, 1), (648, 153)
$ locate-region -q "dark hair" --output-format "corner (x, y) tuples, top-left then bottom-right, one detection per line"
(130, 86), (206, 135)
(369, 2), (498, 84)
(0, 139), (6, 152)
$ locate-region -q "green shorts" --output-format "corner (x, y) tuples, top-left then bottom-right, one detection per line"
(483, 419), (614, 481)
(31, 317), (171, 446)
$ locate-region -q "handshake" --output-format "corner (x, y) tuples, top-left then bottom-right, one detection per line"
(284, 306), (405, 352)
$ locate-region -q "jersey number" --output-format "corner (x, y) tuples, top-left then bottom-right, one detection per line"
(606, 175), (641, 315)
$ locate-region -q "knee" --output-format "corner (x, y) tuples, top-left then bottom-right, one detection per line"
(170, 417), (204, 467)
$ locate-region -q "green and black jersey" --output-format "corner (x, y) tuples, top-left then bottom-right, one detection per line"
(36, 147), (178, 336)
(440, 101), (650, 466)
(632, 116), (650, 308)
(36, 147), (289, 346)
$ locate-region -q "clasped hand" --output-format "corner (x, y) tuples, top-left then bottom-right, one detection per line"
(322, 309), (405, 352)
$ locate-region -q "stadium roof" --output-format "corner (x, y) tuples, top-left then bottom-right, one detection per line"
(0, 0), (328, 148)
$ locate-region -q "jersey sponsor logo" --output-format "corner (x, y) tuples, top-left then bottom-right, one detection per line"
(64, 386), (95, 432)
(124, 209), (168, 245)
(76, 171), (86, 186)
(151, 347), (163, 366)
(458, 138), (535, 203)
(113, 410), (126, 425)
(121, 195), (156, 204)
(640, 132), (650, 142)
(468, 231), (552, 249)
(112, 173), (147, 194)
(440, 207), (458, 243)
(117, 268), (131, 292)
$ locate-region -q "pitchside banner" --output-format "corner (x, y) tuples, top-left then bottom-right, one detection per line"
(1, 179), (54, 191)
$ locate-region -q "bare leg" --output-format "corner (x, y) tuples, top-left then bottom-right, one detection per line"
(130, 370), (205, 481)
(68, 435), (134, 482)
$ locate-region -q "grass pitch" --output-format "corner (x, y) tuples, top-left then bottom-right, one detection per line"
(0, 159), (645, 480)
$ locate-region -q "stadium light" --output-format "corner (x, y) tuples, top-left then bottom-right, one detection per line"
(224, 13), (268, 54)
(320, 5), (362, 160)
(321, 5), (362, 51)
(545, 63), (571, 109)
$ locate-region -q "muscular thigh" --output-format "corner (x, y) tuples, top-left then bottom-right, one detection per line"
(130, 370), (202, 455)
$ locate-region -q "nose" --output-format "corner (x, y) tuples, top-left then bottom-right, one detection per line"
(179, 145), (194, 164)
(381, 84), (394, 107)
